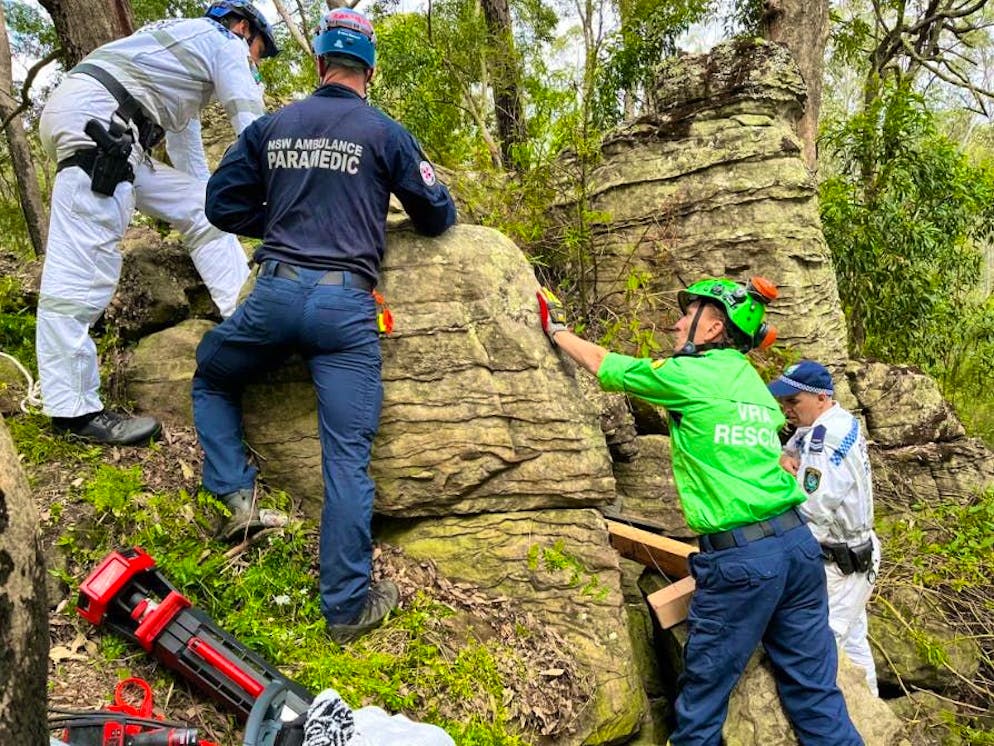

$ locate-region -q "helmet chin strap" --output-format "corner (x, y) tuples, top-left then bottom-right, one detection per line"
(676, 301), (733, 357)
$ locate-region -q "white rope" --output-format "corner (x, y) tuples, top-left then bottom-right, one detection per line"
(0, 350), (44, 413)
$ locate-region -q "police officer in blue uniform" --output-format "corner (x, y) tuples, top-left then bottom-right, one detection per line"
(195, 7), (457, 644)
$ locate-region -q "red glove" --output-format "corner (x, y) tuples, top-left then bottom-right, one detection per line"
(537, 287), (569, 345)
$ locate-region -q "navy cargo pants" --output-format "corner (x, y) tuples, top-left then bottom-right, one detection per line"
(670, 518), (864, 746)
(192, 261), (382, 626)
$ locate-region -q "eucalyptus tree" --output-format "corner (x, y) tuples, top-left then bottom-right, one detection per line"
(0, 1), (48, 256)
(0, 416), (49, 744)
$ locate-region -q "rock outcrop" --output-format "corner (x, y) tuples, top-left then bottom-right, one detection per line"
(555, 39), (848, 366)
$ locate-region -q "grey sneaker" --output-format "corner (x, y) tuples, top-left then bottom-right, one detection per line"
(327, 580), (400, 645)
(217, 488), (289, 542)
(53, 409), (161, 446)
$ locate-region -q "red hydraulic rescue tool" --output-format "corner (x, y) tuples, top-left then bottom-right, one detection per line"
(76, 547), (313, 724)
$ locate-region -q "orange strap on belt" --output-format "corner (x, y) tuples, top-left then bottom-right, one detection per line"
(373, 290), (393, 335)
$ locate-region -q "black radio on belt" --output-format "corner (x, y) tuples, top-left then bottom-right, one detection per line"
(820, 540), (873, 575)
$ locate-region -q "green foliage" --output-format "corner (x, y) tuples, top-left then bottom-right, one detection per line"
(81, 464), (145, 516)
(885, 490), (994, 591)
(0, 275), (36, 372)
(3, 0), (58, 59)
(820, 84), (994, 372)
(370, 9), (484, 165)
(6, 414), (102, 465)
(529, 540), (608, 600)
(594, 0), (711, 128)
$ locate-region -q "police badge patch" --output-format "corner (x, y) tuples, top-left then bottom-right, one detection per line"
(802, 466), (822, 494)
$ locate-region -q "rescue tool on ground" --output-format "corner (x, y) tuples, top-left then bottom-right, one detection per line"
(76, 547), (313, 722)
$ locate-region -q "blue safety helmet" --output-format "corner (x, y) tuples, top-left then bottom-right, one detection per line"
(206, 0), (280, 58)
(313, 8), (376, 69)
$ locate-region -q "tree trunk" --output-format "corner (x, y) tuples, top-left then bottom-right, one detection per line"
(38, 0), (134, 68)
(480, 0), (527, 169)
(762, 0), (829, 171)
(0, 415), (49, 744)
(0, 2), (48, 257)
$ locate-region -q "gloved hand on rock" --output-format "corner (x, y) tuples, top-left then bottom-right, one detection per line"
(537, 287), (569, 345)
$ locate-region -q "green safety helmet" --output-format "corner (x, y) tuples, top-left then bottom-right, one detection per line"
(677, 276), (779, 353)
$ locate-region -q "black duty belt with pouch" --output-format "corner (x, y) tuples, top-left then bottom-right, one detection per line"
(57, 119), (135, 196)
(820, 539), (874, 575)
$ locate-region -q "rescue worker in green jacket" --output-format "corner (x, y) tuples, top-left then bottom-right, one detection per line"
(537, 279), (863, 746)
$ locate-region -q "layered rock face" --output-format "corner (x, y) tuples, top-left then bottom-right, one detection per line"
(555, 40), (848, 366)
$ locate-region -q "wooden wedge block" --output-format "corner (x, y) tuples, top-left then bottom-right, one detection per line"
(647, 576), (696, 629)
(606, 519), (695, 578)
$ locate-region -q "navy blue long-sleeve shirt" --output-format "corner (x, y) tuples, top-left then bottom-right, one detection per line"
(206, 83), (457, 286)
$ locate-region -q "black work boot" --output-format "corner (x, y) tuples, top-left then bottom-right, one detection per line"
(217, 488), (289, 542)
(326, 580), (400, 645)
(52, 409), (161, 446)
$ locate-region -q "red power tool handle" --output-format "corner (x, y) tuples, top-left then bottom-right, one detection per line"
(187, 637), (265, 698)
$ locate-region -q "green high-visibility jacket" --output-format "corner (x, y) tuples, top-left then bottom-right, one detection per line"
(597, 348), (804, 534)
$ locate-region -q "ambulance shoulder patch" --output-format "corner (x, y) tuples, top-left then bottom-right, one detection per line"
(419, 160), (436, 186)
(802, 466), (822, 494)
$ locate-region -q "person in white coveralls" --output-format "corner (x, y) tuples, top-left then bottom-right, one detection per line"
(36, 0), (278, 445)
(770, 360), (881, 695)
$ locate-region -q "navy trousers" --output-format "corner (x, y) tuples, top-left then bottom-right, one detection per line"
(192, 263), (382, 625)
(670, 521), (864, 746)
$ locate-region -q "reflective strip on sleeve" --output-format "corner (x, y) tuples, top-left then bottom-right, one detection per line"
(149, 29), (213, 84)
(222, 96), (265, 122)
(38, 295), (105, 324)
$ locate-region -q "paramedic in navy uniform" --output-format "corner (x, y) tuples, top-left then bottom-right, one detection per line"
(194, 7), (457, 644)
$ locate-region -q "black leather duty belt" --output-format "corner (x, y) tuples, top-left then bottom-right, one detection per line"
(57, 149), (99, 175)
(263, 261), (374, 292)
(699, 507), (805, 552)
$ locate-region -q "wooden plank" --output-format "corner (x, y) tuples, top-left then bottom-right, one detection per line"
(606, 519), (695, 578)
(646, 576), (696, 629)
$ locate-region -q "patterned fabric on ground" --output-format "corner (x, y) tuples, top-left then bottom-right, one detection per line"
(302, 689), (355, 746)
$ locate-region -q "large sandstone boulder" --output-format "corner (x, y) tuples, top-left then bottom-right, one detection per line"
(723, 651), (906, 745)
(127, 319), (215, 425)
(380, 509), (647, 745)
(107, 227), (221, 339)
(848, 362), (965, 447)
(610, 435), (691, 537)
(125, 225), (615, 516)
(554, 39), (848, 365)
(657, 624), (905, 745)
(238, 224), (615, 516)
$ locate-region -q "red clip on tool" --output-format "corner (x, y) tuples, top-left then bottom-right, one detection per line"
(108, 677), (155, 719)
(56, 676), (217, 745)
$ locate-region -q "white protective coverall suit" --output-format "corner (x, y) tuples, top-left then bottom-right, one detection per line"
(37, 16), (263, 418)
(785, 402), (881, 695)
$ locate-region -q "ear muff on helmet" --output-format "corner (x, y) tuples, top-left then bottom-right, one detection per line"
(206, 0), (279, 58)
(313, 8), (376, 69)
(753, 322), (777, 351)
